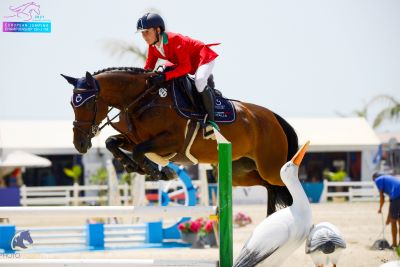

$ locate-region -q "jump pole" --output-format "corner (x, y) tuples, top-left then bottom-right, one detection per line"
(214, 130), (233, 267)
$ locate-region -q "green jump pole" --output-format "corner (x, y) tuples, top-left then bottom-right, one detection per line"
(215, 131), (233, 267)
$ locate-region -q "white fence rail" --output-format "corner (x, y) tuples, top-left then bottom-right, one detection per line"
(320, 180), (379, 202)
(0, 259), (218, 267)
(0, 206), (217, 220)
(20, 180), (202, 206)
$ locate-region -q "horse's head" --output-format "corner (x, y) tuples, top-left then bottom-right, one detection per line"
(62, 72), (108, 154)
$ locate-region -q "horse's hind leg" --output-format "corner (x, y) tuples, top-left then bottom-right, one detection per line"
(252, 128), (293, 213)
(105, 135), (142, 174)
(232, 163), (290, 216)
(232, 157), (261, 186)
(240, 173), (291, 216)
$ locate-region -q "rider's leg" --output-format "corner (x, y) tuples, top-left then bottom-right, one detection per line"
(200, 85), (215, 122)
(195, 60), (216, 121)
(195, 60), (217, 138)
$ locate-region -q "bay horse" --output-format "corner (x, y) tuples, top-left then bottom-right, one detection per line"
(62, 67), (298, 215)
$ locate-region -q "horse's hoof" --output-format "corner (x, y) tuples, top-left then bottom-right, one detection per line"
(161, 166), (178, 180)
(124, 165), (136, 173)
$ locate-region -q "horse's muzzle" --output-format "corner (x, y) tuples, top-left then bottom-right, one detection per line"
(73, 138), (92, 154)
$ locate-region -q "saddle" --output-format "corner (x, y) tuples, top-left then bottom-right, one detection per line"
(164, 73), (236, 165)
(171, 74), (236, 124)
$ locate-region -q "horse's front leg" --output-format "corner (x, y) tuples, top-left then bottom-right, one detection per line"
(105, 134), (143, 174)
(131, 132), (179, 181)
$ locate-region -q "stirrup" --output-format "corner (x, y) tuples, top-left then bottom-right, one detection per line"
(202, 115), (219, 140)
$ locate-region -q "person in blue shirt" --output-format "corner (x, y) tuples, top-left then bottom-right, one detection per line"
(374, 173), (400, 247)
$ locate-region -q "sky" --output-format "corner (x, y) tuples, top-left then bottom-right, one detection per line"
(0, 0), (399, 132)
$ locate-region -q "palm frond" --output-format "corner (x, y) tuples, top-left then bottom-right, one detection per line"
(369, 94), (399, 107)
(373, 103), (400, 128)
(335, 103), (368, 119)
(104, 39), (147, 63)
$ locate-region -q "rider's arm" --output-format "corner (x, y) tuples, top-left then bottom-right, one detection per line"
(144, 46), (159, 71)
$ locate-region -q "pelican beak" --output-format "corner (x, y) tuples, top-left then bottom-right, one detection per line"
(291, 141), (310, 166)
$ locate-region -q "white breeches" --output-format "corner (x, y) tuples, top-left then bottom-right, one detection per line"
(194, 60), (215, 92)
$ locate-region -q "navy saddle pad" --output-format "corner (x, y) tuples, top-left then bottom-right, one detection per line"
(171, 80), (236, 123)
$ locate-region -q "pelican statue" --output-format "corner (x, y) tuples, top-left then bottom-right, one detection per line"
(233, 141), (312, 267)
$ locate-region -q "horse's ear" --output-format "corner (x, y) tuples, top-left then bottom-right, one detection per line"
(85, 71), (96, 89)
(61, 74), (78, 87)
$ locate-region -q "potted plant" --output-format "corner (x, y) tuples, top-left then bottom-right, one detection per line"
(234, 212), (252, 227)
(178, 218), (204, 248)
(63, 165), (82, 184)
(200, 219), (218, 247)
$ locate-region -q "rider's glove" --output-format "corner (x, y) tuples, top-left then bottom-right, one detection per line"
(147, 74), (165, 87)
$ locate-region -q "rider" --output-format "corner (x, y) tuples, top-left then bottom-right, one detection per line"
(137, 12), (219, 139)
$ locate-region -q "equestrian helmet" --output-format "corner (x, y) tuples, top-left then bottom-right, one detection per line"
(137, 13), (165, 32)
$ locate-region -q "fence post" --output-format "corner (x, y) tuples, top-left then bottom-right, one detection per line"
(319, 179), (328, 203)
(86, 223), (104, 248)
(215, 131), (233, 267)
(20, 184), (26, 206)
(0, 225), (16, 252)
(146, 221), (163, 243)
(73, 183), (79, 206)
(123, 183), (129, 206)
(199, 164), (211, 206)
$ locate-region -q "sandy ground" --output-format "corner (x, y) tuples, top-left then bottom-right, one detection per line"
(4, 201), (400, 266)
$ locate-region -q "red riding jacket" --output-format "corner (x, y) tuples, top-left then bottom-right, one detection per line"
(144, 32), (219, 81)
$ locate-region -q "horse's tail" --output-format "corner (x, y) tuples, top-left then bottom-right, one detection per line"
(264, 113), (299, 216)
(273, 112), (299, 161)
(265, 182), (293, 216)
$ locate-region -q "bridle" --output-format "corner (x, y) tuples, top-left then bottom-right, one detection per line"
(71, 88), (103, 140)
(71, 75), (160, 141)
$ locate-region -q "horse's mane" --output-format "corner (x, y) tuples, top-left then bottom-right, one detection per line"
(93, 67), (151, 76)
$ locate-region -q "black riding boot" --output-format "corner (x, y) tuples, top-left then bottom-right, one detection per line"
(201, 85), (217, 139)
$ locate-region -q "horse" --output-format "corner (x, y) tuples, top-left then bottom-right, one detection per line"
(62, 67), (298, 215)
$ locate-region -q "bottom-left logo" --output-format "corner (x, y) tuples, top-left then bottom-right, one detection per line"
(11, 230), (34, 250)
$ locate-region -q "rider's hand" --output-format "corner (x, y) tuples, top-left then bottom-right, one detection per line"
(378, 208), (382, 213)
(147, 74), (165, 87)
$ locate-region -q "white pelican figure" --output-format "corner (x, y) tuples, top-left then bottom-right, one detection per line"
(233, 141), (312, 267)
(305, 222), (346, 267)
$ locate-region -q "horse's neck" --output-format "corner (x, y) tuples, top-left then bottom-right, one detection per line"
(99, 76), (148, 110)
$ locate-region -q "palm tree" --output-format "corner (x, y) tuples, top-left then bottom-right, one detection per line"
(104, 39), (147, 63)
(335, 101), (369, 119)
(369, 95), (400, 128)
(104, 8), (162, 65)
